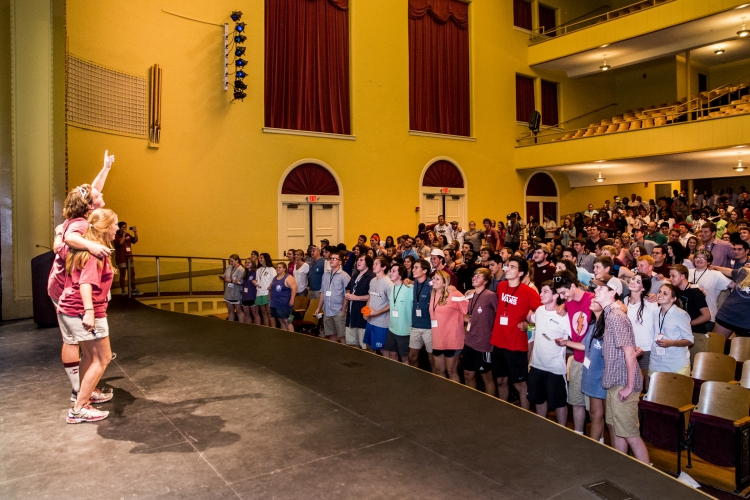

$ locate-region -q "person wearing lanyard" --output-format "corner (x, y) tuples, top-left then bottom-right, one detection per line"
(408, 259), (436, 372)
(362, 257), (393, 351)
(648, 284), (694, 377)
(490, 256), (541, 409)
(383, 262), (413, 363)
(315, 251), (351, 343)
(429, 270), (468, 382)
(254, 253), (275, 327)
(688, 249), (731, 333)
(462, 268), (498, 395)
(344, 255), (374, 349)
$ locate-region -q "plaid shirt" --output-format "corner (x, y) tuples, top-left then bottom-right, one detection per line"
(601, 303), (642, 391)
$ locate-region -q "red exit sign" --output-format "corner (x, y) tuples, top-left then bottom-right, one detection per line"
(308, 195), (317, 202)
(440, 188), (450, 194)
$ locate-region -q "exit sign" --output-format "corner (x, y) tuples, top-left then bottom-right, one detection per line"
(440, 188), (450, 194)
(308, 195), (317, 202)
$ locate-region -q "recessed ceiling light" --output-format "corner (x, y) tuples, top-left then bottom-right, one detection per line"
(715, 48), (725, 55)
(737, 4), (750, 9)
(600, 44), (609, 48)
(739, 17), (750, 37)
(734, 145), (748, 148)
(595, 160), (606, 163)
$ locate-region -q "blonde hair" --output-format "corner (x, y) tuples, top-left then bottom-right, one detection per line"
(430, 270), (451, 306)
(62, 184), (94, 220)
(66, 208), (118, 274)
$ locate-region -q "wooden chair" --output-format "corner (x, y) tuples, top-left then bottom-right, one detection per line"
(641, 118), (654, 128)
(691, 352), (738, 403)
(293, 295), (310, 318)
(730, 337), (750, 380)
(687, 382), (750, 493)
(738, 360), (750, 389)
(292, 298), (320, 335)
(616, 122), (629, 132)
(639, 372), (695, 474)
(595, 126), (608, 134)
(604, 124), (618, 134)
(707, 332), (727, 354)
(628, 120), (641, 130)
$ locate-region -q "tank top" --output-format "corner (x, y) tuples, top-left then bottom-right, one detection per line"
(270, 275), (292, 309)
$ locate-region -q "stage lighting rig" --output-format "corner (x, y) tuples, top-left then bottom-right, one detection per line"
(236, 70), (246, 79)
(235, 22), (246, 32)
(235, 46), (246, 57)
(231, 11), (242, 22)
(234, 34), (246, 43)
(229, 10), (248, 101)
(235, 58), (247, 67)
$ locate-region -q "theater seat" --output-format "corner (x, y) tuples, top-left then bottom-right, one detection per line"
(729, 337), (750, 380)
(641, 118), (654, 128)
(639, 372), (694, 474)
(687, 382), (750, 493)
(561, 133), (575, 140)
(293, 298), (320, 335)
(629, 120), (641, 130)
(691, 352), (737, 404)
(595, 126), (608, 134)
(616, 122), (629, 132)
(604, 124), (618, 134)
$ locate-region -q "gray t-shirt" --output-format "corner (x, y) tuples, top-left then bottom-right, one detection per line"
(320, 270), (351, 316)
(367, 276), (393, 328)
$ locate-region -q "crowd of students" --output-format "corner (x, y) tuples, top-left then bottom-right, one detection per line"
(221, 188), (750, 463)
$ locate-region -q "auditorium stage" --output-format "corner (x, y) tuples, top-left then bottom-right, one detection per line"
(1, 298), (708, 499)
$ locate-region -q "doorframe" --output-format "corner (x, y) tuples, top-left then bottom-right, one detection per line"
(523, 172), (559, 223)
(419, 157), (468, 228)
(278, 159), (344, 257)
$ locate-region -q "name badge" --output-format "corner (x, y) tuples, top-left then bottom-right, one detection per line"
(466, 322), (471, 332)
(428, 280), (433, 286)
(416, 309), (422, 317)
(228, 283), (234, 288)
(326, 291), (332, 297)
(126, 247), (131, 252)
(583, 357), (591, 369)
(656, 347), (666, 356)
(499, 316), (509, 326)
(477, 307), (482, 314)
(391, 310), (399, 318)
(243, 288), (248, 293)
(431, 319), (438, 328)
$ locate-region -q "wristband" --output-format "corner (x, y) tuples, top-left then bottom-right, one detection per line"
(84, 308), (94, 311)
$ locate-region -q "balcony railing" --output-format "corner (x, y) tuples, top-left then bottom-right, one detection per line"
(529, 0), (673, 44)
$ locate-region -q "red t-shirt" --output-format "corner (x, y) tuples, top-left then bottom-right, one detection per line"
(114, 231), (135, 264)
(490, 281), (541, 352)
(47, 218), (88, 301)
(57, 255), (114, 318)
(565, 291), (594, 363)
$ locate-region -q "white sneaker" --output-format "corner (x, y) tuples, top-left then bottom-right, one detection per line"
(66, 404), (109, 423)
(71, 387), (114, 404)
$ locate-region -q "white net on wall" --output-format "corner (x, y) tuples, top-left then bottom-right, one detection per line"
(67, 55), (147, 138)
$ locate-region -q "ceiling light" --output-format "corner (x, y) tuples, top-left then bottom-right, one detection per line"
(595, 160), (606, 163)
(715, 48), (725, 55)
(735, 155), (746, 172)
(734, 145), (748, 148)
(737, 4), (750, 9)
(600, 44), (609, 48)
(739, 17), (750, 37)
(596, 172), (606, 183)
(600, 55), (610, 71)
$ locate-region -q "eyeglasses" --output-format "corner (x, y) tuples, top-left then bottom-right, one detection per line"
(330, 257), (341, 261)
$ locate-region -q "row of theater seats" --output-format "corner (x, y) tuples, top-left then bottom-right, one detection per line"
(640, 336), (750, 494)
(553, 87), (750, 142)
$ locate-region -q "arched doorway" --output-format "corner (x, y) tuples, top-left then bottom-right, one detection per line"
(524, 172), (558, 226)
(278, 161), (343, 256)
(420, 159), (467, 229)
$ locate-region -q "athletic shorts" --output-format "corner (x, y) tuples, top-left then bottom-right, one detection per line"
(241, 299), (256, 307)
(255, 295), (269, 306)
(432, 348), (461, 358)
(383, 331), (410, 358)
(323, 312), (346, 338)
(58, 314), (110, 343)
(345, 327), (365, 348)
(716, 318), (750, 337)
(605, 386), (641, 438)
(271, 306), (292, 319)
(462, 344), (492, 373)
(363, 323), (388, 349)
(225, 299), (241, 305)
(491, 347), (529, 383)
(409, 327), (433, 353)
(527, 367), (568, 410)
(568, 359), (586, 406)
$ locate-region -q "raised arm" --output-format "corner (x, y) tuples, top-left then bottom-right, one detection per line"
(91, 150), (115, 192)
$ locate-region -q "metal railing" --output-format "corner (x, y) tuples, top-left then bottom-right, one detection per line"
(529, 0), (674, 43)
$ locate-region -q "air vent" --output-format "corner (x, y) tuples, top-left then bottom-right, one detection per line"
(583, 480), (636, 500)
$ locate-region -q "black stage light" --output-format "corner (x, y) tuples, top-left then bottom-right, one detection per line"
(234, 80), (247, 90)
(231, 11), (242, 22)
(234, 91), (247, 100)
(234, 34), (246, 43)
(235, 46), (246, 57)
(236, 70), (246, 79)
(235, 58), (247, 67)
(235, 22), (246, 32)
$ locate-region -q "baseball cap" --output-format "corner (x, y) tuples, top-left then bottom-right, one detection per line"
(605, 277), (623, 295)
(430, 248), (444, 257)
(450, 221), (459, 225)
(320, 238), (329, 246)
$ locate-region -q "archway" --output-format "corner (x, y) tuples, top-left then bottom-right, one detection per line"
(278, 161), (343, 257)
(419, 158), (467, 229)
(524, 172), (559, 226)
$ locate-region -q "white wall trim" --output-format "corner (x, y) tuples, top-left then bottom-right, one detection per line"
(409, 130), (476, 142)
(262, 127), (356, 141)
(418, 157), (469, 228)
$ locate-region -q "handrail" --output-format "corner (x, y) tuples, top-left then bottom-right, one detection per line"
(529, 0), (673, 42)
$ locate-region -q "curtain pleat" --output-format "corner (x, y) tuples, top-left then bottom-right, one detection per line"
(422, 160), (464, 188)
(265, 0), (350, 134)
(281, 163), (340, 195)
(515, 74), (534, 122)
(541, 80), (558, 126)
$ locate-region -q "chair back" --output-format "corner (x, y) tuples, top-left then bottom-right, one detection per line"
(293, 295), (309, 313)
(302, 298), (320, 323)
(739, 360), (750, 389)
(706, 332), (726, 354)
(643, 372), (694, 409)
(729, 336), (750, 363)
(694, 382), (750, 421)
(691, 352), (737, 382)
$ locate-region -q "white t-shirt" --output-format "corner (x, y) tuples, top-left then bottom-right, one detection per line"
(293, 262), (310, 293)
(689, 268), (732, 321)
(530, 307), (569, 375)
(627, 299), (658, 350)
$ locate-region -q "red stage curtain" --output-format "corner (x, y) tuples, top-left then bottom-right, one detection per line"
(515, 74), (534, 122)
(513, 0), (532, 30)
(281, 163), (340, 195)
(538, 3), (556, 36)
(422, 160), (464, 188)
(409, 0), (470, 137)
(265, 0), (350, 134)
(541, 80), (558, 126)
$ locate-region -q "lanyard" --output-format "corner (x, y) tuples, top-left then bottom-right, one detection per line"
(328, 269), (339, 291)
(415, 278), (427, 304)
(503, 285), (520, 315)
(431, 292), (440, 314)
(658, 304), (673, 333)
(692, 269), (707, 285)
(394, 283), (403, 303)
(469, 289), (486, 316)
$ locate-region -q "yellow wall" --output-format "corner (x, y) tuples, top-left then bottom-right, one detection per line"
(708, 58), (750, 89)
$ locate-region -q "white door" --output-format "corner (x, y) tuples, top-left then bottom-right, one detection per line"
(313, 204), (339, 245)
(444, 195), (464, 227)
(422, 194), (442, 225)
(284, 204), (310, 251)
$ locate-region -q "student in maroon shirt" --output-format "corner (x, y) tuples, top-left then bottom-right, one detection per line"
(463, 267), (499, 395)
(490, 256), (541, 409)
(531, 245), (556, 290)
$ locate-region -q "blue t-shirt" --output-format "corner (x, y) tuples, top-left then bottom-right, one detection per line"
(241, 270), (257, 301)
(411, 278), (433, 329)
(580, 324), (607, 399)
(309, 258), (326, 291)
